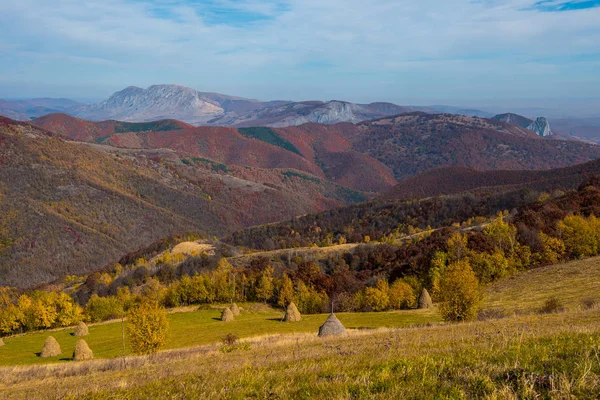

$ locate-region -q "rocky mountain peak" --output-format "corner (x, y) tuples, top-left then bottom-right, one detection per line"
(527, 117), (553, 137)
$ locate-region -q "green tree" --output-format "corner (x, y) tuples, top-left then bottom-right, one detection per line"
(85, 295), (124, 323)
(126, 300), (169, 355)
(438, 260), (482, 322)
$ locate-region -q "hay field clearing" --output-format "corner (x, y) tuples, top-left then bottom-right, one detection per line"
(2, 309), (599, 399)
(0, 306), (440, 366)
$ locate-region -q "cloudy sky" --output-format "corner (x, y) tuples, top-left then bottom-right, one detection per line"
(1, 0), (599, 106)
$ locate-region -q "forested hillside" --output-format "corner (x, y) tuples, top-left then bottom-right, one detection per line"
(0, 117), (360, 288)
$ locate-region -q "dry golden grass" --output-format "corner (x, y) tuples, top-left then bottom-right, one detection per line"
(1, 309), (599, 399)
(485, 256), (600, 315)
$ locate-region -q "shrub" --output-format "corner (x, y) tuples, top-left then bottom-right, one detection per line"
(126, 300), (169, 355)
(582, 297), (598, 310)
(539, 297), (564, 314)
(85, 295), (123, 323)
(221, 333), (238, 346)
(438, 261), (482, 322)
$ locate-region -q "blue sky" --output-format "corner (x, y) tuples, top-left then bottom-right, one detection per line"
(1, 0), (599, 106)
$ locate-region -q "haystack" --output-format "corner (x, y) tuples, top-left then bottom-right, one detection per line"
(74, 321), (89, 337)
(0, 338), (4, 347)
(73, 339), (93, 361)
(418, 288), (433, 309)
(221, 307), (234, 322)
(230, 303), (240, 316)
(284, 302), (301, 322)
(40, 336), (61, 358)
(318, 313), (347, 337)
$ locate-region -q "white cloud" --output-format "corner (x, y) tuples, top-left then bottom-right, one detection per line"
(0, 0), (599, 100)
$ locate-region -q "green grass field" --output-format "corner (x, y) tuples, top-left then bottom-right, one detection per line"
(0, 305), (440, 366)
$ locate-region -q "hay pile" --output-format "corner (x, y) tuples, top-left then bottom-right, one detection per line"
(283, 302), (301, 322)
(73, 339), (94, 361)
(318, 313), (348, 337)
(418, 288), (433, 309)
(40, 336), (61, 358)
(230, 303), (240, 316)
(221, 307), (234, 322)
(74, 321), (89, 337)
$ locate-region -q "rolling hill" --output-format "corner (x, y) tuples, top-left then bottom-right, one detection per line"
(281, 112), (600, 181)
(34, 112), (600, 193)
(33, 114), (398, 193)
(0, 117), (368, 288)
(383, 158), (600, 200)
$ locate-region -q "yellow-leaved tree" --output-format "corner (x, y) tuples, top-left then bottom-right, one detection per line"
(438, 260), (482, 322)
(127, 300), (169, 355)
(277, 274), (294, 307)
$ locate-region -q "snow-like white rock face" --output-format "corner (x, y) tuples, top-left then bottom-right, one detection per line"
(77, 85), (229, 124)
(527, 117), (553, 137)
(267, 101), (367, 127)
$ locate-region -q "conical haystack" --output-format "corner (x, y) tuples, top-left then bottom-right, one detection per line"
(73, 339), (93, 361)
(418, 288), (433, 309)
(40, 336), (61, 358)
(230, 303), (240, 316)
(221, 307), (234, 322)
(0, 338), (4, 347)
(318, 313), (348, 337)
(74, 321), (89, 337)
(284, 302), (301, 322)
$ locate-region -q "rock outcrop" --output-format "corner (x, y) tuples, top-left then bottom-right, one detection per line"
(527, 117), (553, 137)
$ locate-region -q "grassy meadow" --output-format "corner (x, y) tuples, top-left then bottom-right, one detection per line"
(1, 256), (599, 399)
(0, 305), (440, 366)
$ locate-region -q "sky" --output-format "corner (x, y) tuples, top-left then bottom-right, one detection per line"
(1, 0), (600, 107)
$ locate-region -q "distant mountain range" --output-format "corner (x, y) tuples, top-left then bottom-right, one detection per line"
(0, 84), (510, 128)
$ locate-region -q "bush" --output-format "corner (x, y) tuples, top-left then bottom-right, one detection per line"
(219, 333), (250, 353)
(438, 261), (482, 322)
(126, 300), (169, 355)
(539, 297), (564, 314)
(582, 297), (598, 310)
(221, 333), (239, 346)
(85, 295), (123, 323)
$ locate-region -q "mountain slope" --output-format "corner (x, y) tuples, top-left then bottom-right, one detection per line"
(33, 114), (399, 193)
(0, 98), (85, 121)
(209, 100), (418, 128)
(491, 113), (533, 128)
(383, 158), (600, 200)
(340, 113), (600, 180)
(0, 117), (365, 288)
